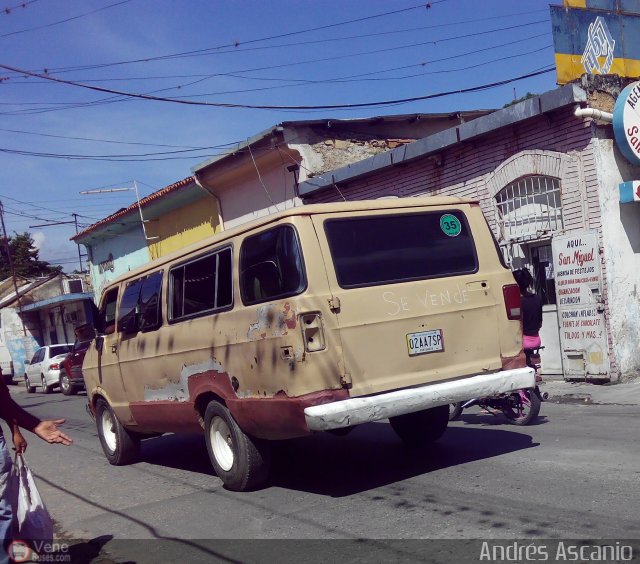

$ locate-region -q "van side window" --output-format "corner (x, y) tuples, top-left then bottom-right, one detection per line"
(240, 225), (306, 305)
(170, 247), (233, 321)
(117, 272), (164, 334)
(139, 271), (163, 331)
(100, 288), (119, 335)
(118, 279), (143, 333)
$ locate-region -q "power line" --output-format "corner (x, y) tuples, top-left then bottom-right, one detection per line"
(0, 0), (132, 39)
(0, 7), (548, 86)
(145, 20), (550, 96)
(0, 62), (555, 110)
(0, 146), (229, 162)
(77, 21), (554, 94)
(17, 2), (439, 75)
(154, 37), (552, 99)
(2, 0), (39, 15)
(0, 127), (241, 150)
(0, 192), (100, 220)
(0, 36), (551, 115)
(13, 7), (544, 77)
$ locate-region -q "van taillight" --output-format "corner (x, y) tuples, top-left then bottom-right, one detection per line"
(300, 313), (326, 352)
(503, 284), (522, 320)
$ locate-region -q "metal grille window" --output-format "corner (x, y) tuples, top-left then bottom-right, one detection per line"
(495, 176), (563, 242)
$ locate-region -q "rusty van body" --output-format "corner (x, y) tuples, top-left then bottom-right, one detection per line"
(83, 197), (534, 490)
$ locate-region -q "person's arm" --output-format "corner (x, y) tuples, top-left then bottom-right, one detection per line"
(0, 377), (40, 432)
(12, 422), (27, 454)
(0, 378), (72, 445)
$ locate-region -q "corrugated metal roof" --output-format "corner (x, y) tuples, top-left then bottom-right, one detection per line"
(0, 274), (59, 309)
(72, 176), (195, 243)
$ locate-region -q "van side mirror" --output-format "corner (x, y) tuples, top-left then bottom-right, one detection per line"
(75, 322), (97, 341)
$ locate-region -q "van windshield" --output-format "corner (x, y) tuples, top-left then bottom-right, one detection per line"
(324, 210), (477, 288)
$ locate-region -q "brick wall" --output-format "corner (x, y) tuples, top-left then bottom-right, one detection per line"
(305, 106), (619, 380)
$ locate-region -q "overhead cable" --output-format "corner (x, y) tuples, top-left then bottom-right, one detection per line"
(0, 0), (132, 38)
(0, 62), (555, 110)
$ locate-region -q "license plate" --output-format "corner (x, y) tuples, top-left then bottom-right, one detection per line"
(407, 329), (444, 356)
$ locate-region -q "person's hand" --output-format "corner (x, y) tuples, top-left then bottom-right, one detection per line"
(33, 419), (73, 445)
(12, 426), (27, 454)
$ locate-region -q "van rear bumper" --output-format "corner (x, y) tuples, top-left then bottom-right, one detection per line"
(303, 368), (535, 431)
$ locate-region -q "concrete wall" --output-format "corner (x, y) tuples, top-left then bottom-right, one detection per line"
(87, 225), (150, 299)
(593, 137), (640, 379)
(216, 156), (302, 230)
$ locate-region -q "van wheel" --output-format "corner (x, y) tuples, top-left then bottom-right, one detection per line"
(204, 401), (271, 491)
(96, 399), (140, 465)
(389, 405), (449, 447)
(41, 374), (51, 394)
(24, 375), (35, 394)
(59, 374), (76, 396)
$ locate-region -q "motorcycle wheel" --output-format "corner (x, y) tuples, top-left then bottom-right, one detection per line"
(449, 402), (463, 421)
(501, 388), (541, 426)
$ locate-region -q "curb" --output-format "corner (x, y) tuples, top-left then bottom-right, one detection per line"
(548, 393), (594, 405)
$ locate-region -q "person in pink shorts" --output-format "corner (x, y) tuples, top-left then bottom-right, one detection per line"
(513, 268), (543, 350)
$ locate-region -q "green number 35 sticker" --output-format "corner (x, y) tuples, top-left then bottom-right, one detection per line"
(439, 214), (461, 237)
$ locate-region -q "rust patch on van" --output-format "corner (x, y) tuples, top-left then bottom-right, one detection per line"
(143, 358), (229, 402)
(501, 349), (527, 370)
(227, 388), (351, 440)
(247, 302), (297, 340)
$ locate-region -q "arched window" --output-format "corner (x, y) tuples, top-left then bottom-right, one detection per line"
(495, 175), (563, 242)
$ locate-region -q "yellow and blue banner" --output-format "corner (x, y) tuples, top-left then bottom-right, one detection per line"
(563, 0), (640, 10)
(551, 5), (640, 83)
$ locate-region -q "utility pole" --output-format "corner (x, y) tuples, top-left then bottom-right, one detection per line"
(29, 215), (86, 272)
(0, 201), (26, 336)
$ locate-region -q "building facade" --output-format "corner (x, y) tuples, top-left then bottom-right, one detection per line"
(0, 274), (93, 377)
(75, 114), (488, 298)
(300, 79), (640, 382)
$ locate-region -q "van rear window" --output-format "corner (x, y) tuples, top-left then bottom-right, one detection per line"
(324, 211), (477, 288)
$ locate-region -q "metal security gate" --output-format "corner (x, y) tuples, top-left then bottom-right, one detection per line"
(495, 175), (564, 375)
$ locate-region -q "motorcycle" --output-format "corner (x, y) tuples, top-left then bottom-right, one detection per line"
(448, 347), (548, 426)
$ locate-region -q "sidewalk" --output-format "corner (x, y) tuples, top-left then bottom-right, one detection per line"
(541, 375), (640, 406)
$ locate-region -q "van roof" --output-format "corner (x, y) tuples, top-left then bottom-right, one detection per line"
(102, 196), (477, 288)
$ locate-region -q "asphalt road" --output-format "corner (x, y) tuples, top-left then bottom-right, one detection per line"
(3, 382), (640, 563)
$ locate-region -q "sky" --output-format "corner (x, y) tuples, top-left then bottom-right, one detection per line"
(0, 0), (560, 271)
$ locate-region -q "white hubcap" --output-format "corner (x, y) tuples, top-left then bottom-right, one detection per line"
(101, 410), (117, 453)
(210, 417), (234, 471)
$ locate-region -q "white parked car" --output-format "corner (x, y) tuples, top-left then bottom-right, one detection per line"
(24, 344), (73, 394)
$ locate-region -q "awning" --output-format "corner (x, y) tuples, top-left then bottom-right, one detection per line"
(20, 292), (94, 312)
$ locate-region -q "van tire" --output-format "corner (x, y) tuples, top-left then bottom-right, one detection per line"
(96, 398), (140, 465)
(24, 375), (35, 394)
(204, 400), (271, 491)
(389, 405), (449, 447)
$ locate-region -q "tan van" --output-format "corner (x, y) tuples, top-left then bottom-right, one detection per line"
(83, 197), (534, 491)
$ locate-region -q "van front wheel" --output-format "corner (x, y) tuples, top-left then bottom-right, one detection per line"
(204, 401), (271, 491)
(96, 399), (140, 465)
(389, 405), (449, 447)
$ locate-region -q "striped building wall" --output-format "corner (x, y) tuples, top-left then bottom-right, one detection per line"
(304, 107), (620, 380)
